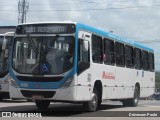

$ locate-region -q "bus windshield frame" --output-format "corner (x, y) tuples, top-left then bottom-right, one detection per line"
(12, 35), (75, 75)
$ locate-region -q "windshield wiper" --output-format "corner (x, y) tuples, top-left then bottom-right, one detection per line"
(44, 35), (59, 54)
(27, 35), (39, 55)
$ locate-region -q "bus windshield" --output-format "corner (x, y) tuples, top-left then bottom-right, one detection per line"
(12, 36), (75, 75)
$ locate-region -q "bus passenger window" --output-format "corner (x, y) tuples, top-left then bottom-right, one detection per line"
(104, 38), (115, 65)
(134, 48), (141, 70)
(115, 42), (125, 67)
(92, 35), (103, 63)
(141, 50), (148, 71)
(148, 53), (154, 72)
(125, 45), (134, 68)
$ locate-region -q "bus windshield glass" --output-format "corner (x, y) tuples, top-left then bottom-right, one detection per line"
(12, 36), (75, 75)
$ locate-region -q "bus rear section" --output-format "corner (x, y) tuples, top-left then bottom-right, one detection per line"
(0, 32), (14, 100)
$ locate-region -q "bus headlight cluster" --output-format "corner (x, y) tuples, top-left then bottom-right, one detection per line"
(60, 77), (74, 89)
(9, 76), (18, 88)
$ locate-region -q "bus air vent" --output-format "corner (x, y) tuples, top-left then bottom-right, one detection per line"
(21, 90), (56, 98)
(16, 76), (63, 82)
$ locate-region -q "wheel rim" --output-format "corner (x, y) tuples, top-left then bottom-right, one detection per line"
(90, 92), (98, 110)
(134, 89), (139, 104)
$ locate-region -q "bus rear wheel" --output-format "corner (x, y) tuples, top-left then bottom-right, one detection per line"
(83, 88), (98, 112)
(122, 86), (140, 107)
(35, 100), (50, 109)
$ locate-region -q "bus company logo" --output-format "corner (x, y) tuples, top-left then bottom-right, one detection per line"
(102, 71), (115, 80)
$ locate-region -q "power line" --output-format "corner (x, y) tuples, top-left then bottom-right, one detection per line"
(28, 5), (160, 12)
(0, 2), (130, 6)
(0, 0), (158, 6)
(1, 4), (160, 12)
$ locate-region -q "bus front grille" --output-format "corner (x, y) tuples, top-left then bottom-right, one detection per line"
(20, 90), (56, 98)
(17, 76), (63, 82)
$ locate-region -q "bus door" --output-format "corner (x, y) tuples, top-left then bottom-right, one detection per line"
(77, 31), (92, 101)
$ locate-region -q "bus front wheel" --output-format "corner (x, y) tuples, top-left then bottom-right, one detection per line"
(83, 88), (98, 112)
(35, 100), (50, 109)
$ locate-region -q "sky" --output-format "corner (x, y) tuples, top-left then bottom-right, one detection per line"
(0, 0), (160, 71)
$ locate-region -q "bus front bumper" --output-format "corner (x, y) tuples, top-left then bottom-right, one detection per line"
(9, 85), (77, 101)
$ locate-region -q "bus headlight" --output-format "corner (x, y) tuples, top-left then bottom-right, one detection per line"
(60, 77), (74, 89)
(9, 76), (18, 88)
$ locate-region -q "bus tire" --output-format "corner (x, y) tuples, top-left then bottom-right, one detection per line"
(122, 86), (140, 107)
(35, 100), (50, 109)
(83, 87), (98, 112)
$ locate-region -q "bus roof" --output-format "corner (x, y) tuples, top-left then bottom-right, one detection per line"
(76, 22), (154, 53)
(16, 22), (154, 52)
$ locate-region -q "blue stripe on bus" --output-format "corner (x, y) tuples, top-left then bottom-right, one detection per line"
(9, 67), (76, 89)
(76, 23), (154, 52)
(9, 22), (154, 90)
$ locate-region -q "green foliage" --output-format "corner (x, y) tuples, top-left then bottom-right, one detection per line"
(156, 72), (160, 90)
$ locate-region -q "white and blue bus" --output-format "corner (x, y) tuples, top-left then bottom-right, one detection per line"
(0, 32), (14, 101)
(9, 22), (155, 111)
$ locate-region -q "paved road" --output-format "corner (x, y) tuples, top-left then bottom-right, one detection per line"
(0, 100), (160, 117)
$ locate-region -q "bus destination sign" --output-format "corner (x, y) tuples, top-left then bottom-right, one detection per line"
(16, 24), (75, 34)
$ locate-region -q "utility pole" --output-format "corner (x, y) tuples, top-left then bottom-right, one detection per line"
(18, 0), (29, 24)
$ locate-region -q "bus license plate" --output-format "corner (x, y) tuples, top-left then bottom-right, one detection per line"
(32, 95), (43, 100)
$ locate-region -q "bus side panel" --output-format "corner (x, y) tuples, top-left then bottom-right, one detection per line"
(77, 69), (92, 101)
(147, 71), (155, 96)
(91, 63), (117, 100)
(101, 65), (116, 99)
(135, 70), (155, 98)
(55, 86), (77, 101)
(135, 70), (145, 97)
(115, 67), (135, 99)
(140, 71), (155, 97)
(125, 68), (135, 98)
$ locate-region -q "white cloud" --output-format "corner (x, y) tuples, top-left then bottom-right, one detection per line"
(0, 0), (160, 70)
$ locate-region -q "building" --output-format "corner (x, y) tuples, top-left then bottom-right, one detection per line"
(0, 26), (16, 34)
